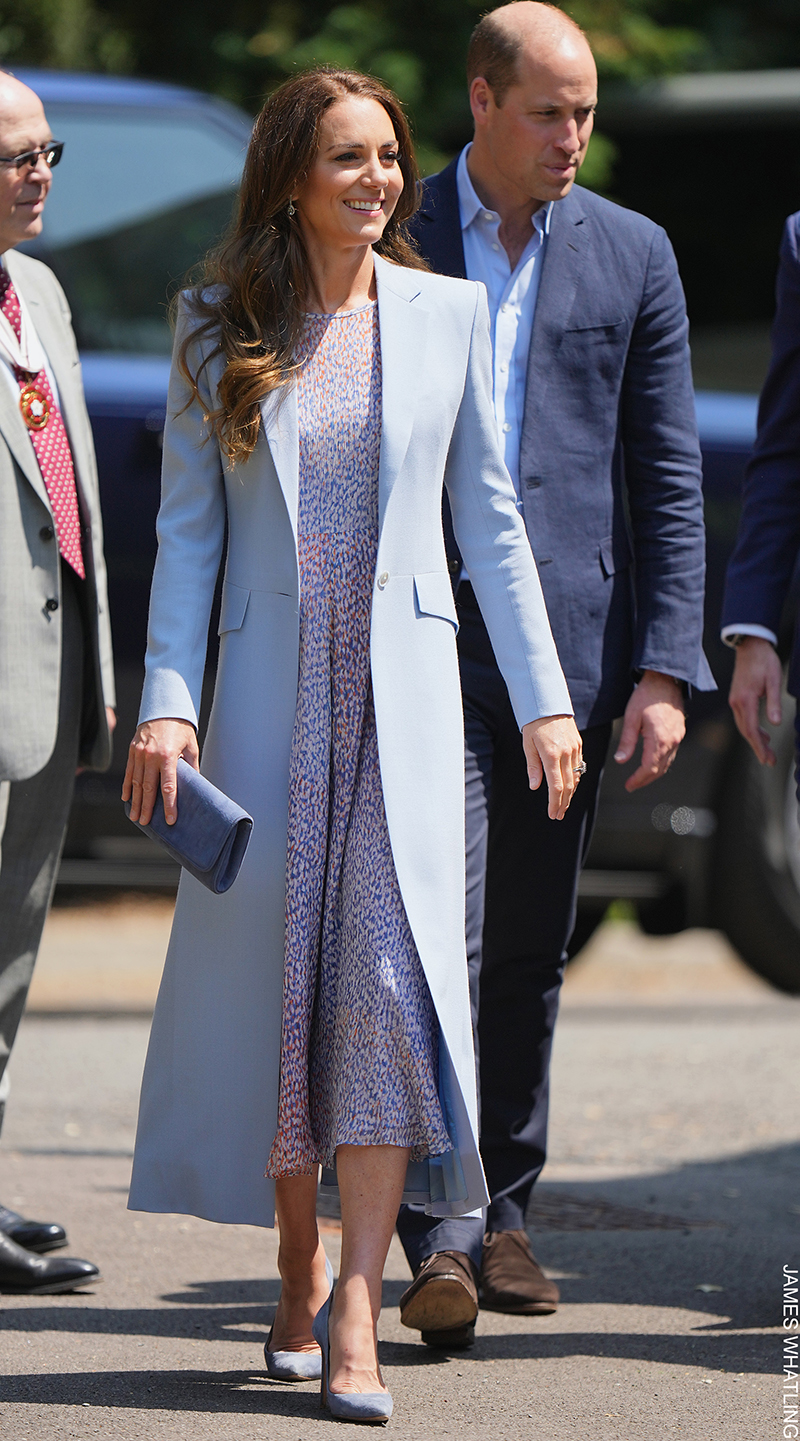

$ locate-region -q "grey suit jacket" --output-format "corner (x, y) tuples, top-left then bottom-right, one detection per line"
(0, 249), (114, 781)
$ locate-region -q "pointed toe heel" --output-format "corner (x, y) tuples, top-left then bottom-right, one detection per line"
(312, 1289), (393, 1425)
(265, 1255), (334, 1382)
(263, 1345), (322, 1382)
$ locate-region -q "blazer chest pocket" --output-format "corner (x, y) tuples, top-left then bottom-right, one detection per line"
(564, 319), (624, 340)
(218, 580), (251, 635)
(599, 533), (633, 579)
(413, 572), (459, 630)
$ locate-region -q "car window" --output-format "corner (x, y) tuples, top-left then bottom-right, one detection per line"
(25, 106), (249, 355)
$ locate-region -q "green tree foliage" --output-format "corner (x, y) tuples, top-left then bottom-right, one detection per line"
(3, 0), (800, 181)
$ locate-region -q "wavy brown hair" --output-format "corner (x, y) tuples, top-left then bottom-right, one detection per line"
(178, 66), (427, 465)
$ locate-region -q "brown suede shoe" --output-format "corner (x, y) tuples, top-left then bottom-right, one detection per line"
(480, 1230), (559, 1315)
(399, 1251), (479, 1341)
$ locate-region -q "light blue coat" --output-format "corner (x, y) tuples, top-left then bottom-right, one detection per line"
(128, 253), (573, 1228)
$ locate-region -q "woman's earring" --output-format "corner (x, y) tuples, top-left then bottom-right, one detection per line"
(288, 200), (296, 217)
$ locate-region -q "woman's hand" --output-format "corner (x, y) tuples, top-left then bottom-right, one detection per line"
(122, 718), (199, 827)
(522, 715), (583, 821)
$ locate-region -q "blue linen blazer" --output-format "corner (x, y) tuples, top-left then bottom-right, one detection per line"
(410, 159), (715, 726)
(721, 211), (800, 698)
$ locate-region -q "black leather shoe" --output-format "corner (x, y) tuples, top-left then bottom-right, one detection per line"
(0, 1231), (100, 1294)
(0, 1204), (67, 1254)
(399, 1251), (479, 1346)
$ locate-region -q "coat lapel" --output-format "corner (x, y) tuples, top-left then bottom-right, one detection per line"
(258, 254), (428, 550)
(260, 381), (299, 548)
(523, 188), (589, 433)
(374, 254), (429, 524)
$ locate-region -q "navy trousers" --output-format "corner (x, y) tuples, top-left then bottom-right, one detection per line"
(397, 583), (611, 1269)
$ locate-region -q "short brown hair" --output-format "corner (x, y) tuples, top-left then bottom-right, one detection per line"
(467, 4), (588, 104)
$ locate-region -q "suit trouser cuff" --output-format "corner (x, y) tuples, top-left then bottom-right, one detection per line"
(486, 1196), (527, 1233)
(396, 1203), (485, 1271)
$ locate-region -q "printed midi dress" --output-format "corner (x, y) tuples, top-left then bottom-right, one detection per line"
(266, 303), (452, 1177)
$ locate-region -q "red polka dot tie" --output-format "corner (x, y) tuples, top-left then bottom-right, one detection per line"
(0, 271), (85, 579)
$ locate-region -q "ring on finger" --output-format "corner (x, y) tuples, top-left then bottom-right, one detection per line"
(573, 760), (587, 776)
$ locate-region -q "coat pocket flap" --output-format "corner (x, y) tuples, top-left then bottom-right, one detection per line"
(599, 533), (634, 579)
(218, 581), (251, 635)
(413, 572), (459, 628)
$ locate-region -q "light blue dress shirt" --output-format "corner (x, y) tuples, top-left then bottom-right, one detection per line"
(456, 144), (553, 503)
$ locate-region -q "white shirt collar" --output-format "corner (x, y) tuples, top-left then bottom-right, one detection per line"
(456, 144), (553, 242)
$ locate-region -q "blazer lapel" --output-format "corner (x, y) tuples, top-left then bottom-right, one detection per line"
(0, 369), (52, 512)
(0, 255), (53, 513)
(260, 382), (299, 548)
(523, 189), (589, 433)
(412, 160), (467, 280)
(23, 286), (90, 491)
(374, 254), (429, 525)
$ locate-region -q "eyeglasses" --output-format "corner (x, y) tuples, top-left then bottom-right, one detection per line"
(0, 142), (64, 172)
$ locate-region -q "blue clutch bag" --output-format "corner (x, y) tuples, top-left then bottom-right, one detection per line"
(124, 758), (253, 894)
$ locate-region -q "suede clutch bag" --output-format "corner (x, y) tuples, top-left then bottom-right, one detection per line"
(124, 758), (253, 894)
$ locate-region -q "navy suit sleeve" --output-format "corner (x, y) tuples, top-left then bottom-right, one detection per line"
(721, 213), (800, 637)
(621, 226), (715, 689)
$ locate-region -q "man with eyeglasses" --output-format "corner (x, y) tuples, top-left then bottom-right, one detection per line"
(0, 71), (115, 1294)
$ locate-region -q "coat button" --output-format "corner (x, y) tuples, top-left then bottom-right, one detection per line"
(45, 597), (59, 611)
(40, 524), (54, 541)
(377, 571), (389, 590)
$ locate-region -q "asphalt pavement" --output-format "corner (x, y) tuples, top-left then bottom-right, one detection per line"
(0, 901), (797, 1440)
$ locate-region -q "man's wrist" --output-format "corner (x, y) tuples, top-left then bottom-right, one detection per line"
(641, 668), (684, 689)
(638, 669), (687, 705)
(722, 623), (778, 649)
(730, 633), (777, 651)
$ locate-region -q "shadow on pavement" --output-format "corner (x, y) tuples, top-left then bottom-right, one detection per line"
(380, 1327), (777, 1372)
(521, 1141), (797, 1334)
(0, 1140), (791, 1411)
(1, 1304), (270, 1346)
(161, 1279), (283, 1306)
(0, 1369), (327, 1414)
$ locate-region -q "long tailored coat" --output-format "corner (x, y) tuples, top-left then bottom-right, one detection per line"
(0, 250), (114, 780)
(127, 254), (572, 1228)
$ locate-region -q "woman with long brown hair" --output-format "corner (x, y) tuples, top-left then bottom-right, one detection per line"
(123, 66), (580, 1422)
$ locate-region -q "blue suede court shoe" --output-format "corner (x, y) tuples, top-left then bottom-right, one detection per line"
(311, 1288), (393, 1424)
(264, 1255), (334, 1382)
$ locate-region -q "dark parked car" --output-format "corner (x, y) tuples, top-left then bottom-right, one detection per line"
(20, 69), (800, 992)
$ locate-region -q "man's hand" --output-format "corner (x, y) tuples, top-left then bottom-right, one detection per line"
(122, 718), (199, 827)
(614, 670), (686, 792)
(728, 636), (783, 766)
(522, 714), (583, 820)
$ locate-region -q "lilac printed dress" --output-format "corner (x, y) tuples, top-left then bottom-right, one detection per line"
(266, 303), (452, 1177)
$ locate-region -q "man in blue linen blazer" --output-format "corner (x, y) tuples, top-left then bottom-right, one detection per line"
(722, 211), (800, 772)
(395, 1), (714, 1346)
